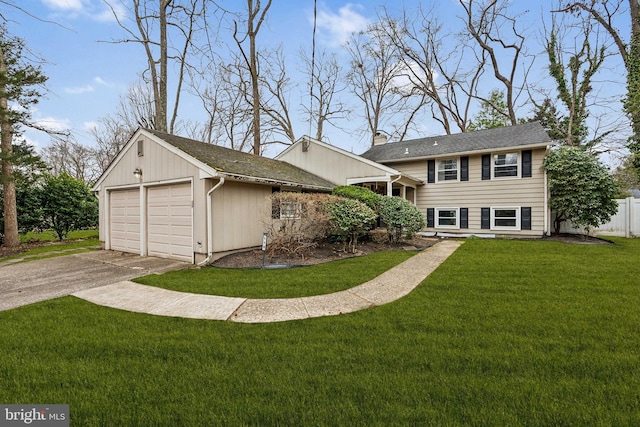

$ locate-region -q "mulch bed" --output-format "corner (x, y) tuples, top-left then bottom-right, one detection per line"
(210, 235), (438, 269)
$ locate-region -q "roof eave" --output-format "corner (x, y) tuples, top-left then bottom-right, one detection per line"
(220, 172), (334, 192)
(372, 141), (552, 164)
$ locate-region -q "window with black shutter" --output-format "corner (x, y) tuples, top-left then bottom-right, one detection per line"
(427, 160), (435, 183)
(460, 208), (468, 229)
(522, 150), (532, 178)
(427, 208), (435, 228)
(481, 207), (490, 229)
(460, 157), (469, 181)
(521, 207), (532, 230)
(482, 154), (491, 180)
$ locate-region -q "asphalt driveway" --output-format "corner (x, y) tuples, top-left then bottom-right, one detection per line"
(0, 251), (189, 312)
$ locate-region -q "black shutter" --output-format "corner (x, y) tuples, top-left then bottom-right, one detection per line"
(460, 156), (469, 181)
(460, 208), (468, 229)
(427, 160), (435, 183)
(482, 154), (491, 180)
(481, 207), (491, 229)
(522, 150), (532, 178)
(427, 208), (435, 228)
(521, 207), (532, 230)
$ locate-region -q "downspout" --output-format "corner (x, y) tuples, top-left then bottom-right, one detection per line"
(543, 146), (549, 236)
(197, 177), (225, 266)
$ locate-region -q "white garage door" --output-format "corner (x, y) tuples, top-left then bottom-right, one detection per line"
(110, 188), (141, 253)
(147, 183), (193, 262)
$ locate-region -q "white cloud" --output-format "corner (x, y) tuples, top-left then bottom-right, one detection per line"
(93, 76), (110, 86)
(64, 85), (95, 94)
(41, 0), (125, 22)
(42, 0), (84, 11)
(83, 121), (99, 132)
(36, 116), (72, 133)
(315, 3), (370, 47)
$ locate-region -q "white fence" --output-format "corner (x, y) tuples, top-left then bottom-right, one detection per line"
(560, 197), (640, 237)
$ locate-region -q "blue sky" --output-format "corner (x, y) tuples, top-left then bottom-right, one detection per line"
(6, 0), (388, 154)
(4, 0), (631, 162)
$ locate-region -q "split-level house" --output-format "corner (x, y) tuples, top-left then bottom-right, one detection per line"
(94, 122), (552, 263)
(278, 121), (553, 238)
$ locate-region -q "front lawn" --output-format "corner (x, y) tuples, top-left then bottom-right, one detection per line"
(0, 238), (639, 425)
(134, 250), (416, 298)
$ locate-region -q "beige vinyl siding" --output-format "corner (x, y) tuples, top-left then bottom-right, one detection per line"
(210, 180), (271, 253)
(278, 140), (391, 185)
(97, 134), (208, 258)
(391, 148), (547, 236)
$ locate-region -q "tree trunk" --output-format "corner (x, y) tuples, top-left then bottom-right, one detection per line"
(0, 41), (19, 248)
(627, 0), (640, 174)
(158, 0), (169, 133)
(248, 0), (261, 155)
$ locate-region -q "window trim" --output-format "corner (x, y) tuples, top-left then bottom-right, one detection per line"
(492, 152), (520, 179)
(436, 157), (460, 183)
(490, 206), (520, 230)
(279, 201), (302, 220)
(435, 207), (460, 229)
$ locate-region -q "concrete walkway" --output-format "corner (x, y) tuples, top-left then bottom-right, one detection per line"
(72, 240), (463, 323)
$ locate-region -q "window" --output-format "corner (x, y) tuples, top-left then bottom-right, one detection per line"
(271, 199), (301, 219)
(436, 208), (459, 228)
(437, 159), (458, 181)
(491, 207), (520, 229)
(280, 202), (301, 219)
(493, 153), (518, 177)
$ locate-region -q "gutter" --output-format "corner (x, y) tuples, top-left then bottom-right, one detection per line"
(198, 177), (225, 266)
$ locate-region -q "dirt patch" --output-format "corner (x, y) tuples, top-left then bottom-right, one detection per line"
(542, 233), (614, 245)
(211, 235), (439, 269)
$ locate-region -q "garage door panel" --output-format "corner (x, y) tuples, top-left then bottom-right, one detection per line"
(110, 189), (140, 253)
(147, 183), (193, 263)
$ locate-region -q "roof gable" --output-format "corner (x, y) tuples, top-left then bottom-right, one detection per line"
(360, 122), (552, 163)
(146, 130), (336, 190)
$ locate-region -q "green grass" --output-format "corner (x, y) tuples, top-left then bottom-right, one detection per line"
(1, 234), (100, 263)
(20, 229), (99, 243)
(134, 250), (416, 298)
(1, 238), (639, 425)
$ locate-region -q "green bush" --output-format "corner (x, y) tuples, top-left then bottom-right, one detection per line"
(327, 198), (377, 253)
(39, 173), (98, 240)
(332, 185), (381, 210)
(379, 196), (426, 243)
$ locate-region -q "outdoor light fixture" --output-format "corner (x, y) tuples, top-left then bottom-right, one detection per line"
(133, 168), (142, 180)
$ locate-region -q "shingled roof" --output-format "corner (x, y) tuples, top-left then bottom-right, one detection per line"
(360, 122), (552, 163)
(147, 130), (336, 191)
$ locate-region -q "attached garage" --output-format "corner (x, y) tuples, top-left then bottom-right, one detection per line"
(109, 188), (140, 253)
(147, 182), (193, 263)
(94, 128), (335, 264)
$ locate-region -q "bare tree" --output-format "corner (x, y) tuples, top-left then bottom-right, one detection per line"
(345, 22), (428, 144)
(259, 46), (296, 144)
(231, 0), (272, 155)
(42, 135), (99, 183)
(90, 80), (157, 174)
(300, 48), (350, 142)
(459, 0), (528, 126)
(379, 7), (483, 134)
(105, 0), (208, 133)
